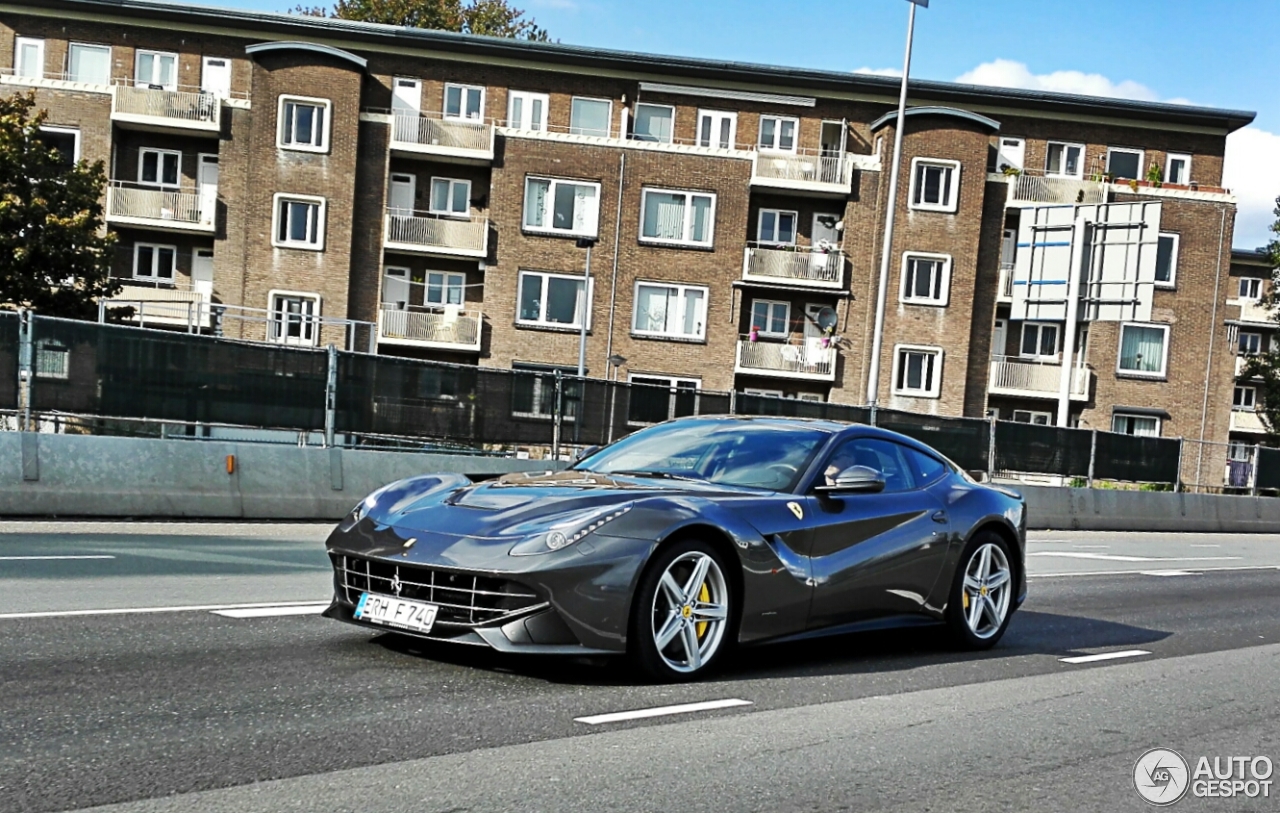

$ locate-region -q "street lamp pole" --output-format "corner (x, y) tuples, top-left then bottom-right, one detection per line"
(865, 0), (925, 407)
(575, 238), (596, 378)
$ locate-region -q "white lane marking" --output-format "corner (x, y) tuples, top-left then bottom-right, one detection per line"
(1069, 545), (1111, 549)
(1028, 552), (1242, 563)
(575, 698), (753, 726)
(1139, 570), (1199, 577)
(0, 555), (116, 560)
(0, 600), (329, 620)
(211, 604), (329, 619)
(1060, 650), (1151, 665)
(1030, 565), (1280, 579)
(1189, 544), (1221, 548)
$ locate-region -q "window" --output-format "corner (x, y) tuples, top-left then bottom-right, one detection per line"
(1155, 233), (1179, 288)
(68, 43), (110, 85)
(1239, 331), (1263, 356)
(1234, 386), (1257, 411)
(1045, 141), (1084, 178)
(892, 345), (943, 398)
(1238, 278), (1262, 300)
(697, 110), (736, 149)
(37, 126), (80, 169)
(750, 299), (789, 337)
(1106, 147), (1144, 181)
(1117, 323), (1169, 377)
(570, 97), (611, 137)
(429, 177), (471, 217)
(1012, 410), (1053, 425)
(512, 364), (581, 421)
(517, 270), (591, 328)
(1228, 441), (1253, 462)
(909, 158), (960, 212)
(272, 194), (326, 250)
(138, 148), (180, 187)
(632, 282), (707, 340)
(1020, 322), (1060, 359)
(900, 253), (952, 306)
(133, 243), (177, 281)
(1166, 153), (1192, 185)
(15, 37), (43, 79)
(758, 115), (797, 152)
(1112, 413), (1160, 437)
(757, 209), (797, 245)
(507, 90), (547, 131)
(34, 339), (69, 380)
(425, 271), (465, 307)
(640, 188), (715, 247)
(633, 103), (674, 143)
(278, 96), (330, 151)
(523, 177), (600, 236)
(443, 83), (484, 121)
(628, 375), (701, 425)
(135, 49), (177, 89)
(909, 448), (950, 485)
(823, 438), (917, 492)
(269, 292), (321, 346)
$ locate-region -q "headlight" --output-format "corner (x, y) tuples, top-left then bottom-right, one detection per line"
(509, 504), (633, 556)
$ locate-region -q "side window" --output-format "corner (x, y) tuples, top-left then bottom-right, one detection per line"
(821, 438), (917, 493)
(906, 448), (949, 485)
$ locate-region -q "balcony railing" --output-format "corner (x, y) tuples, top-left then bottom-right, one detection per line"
(1230, 410), (1267, 435)
(998, 262), (1014, 301)
(105, 277), (211, 329)
(390, 111), (495, 161)
(378, 304), (483, 351)
(988, 356), (1090, 400)
(1238, 300), (1278, 324)
(735, 337), (837, 381)
(1006, 172), (1106, 206)
(751, 150), (851, 195)
(106, 182), (215, 232)
(111, 85), (220, 131)
(742, 245), (845, 288)
(383, 211), (489, 258)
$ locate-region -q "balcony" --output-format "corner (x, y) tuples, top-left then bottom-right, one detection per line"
(1237, 300), (1278, 325)
(1230, 409), (1267, 435)
(383, 211), (489, 259)
(997, 262), (1014, 302)
(742, 245), (845, 289)
(751, 150), (853, 197)
(377, 304), (483, 352)
(106, 182), (215, 233)
(390, 111), (494, 163)
(110, 84), (220, 134)
(988, 357), (1091, 401)
(1004, 171), (1106, 207)
(735, 337), (837, 382)
(105, 278), (211, 329)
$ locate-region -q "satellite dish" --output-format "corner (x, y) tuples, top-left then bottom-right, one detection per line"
(815, 307), (839, 332)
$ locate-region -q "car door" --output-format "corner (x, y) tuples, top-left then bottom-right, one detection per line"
(803, 436), (951, 629)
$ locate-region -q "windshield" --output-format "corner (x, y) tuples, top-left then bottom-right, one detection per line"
(573, 419), (830, 491)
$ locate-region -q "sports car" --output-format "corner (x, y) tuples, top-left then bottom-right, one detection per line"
(324, 416), (1026, 681)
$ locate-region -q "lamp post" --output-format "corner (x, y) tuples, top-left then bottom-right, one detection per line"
(575, 237), (596, 378)
(606, 353), (626, 444)
(866, 0), (927, 408)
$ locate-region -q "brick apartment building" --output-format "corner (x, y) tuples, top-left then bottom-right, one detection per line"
(1, 0), (1267, 474)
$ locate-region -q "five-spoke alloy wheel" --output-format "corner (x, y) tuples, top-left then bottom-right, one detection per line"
(630, 540), (734, 681)
(946, 531), (1016, 649)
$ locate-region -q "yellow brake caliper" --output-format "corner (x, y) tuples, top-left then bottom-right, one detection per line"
(696, 582), (710, 639)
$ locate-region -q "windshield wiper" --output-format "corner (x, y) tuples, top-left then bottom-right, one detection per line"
(606, 469), (705, 482)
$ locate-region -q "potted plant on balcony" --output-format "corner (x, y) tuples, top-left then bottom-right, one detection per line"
(749, 326), (759, 342)
(1146, 162), (1163, 188)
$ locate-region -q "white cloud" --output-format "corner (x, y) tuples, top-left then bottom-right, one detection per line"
(953, 58), (1161, 102)
(853, 66), (902, 78)
(1225, 127), (1280, 250)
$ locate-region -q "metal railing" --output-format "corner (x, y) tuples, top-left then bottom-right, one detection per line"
(1007, 171), (1106, 205)
(743, 245), (845, 287)
(378, 304), (483, 350)
(988, 357), (1090, 399)
(753, 150), (849, 187)
(998, 262), (1014, 300)
(106, 182), (211, 228)
(391, 111), (493, 154)
(1230, 409), (1267, 434)
(735, 337), (837, 380)
(383, 211), (488, 256)
(1238, 300), (1277, 324)
(111, 85), (220, 127)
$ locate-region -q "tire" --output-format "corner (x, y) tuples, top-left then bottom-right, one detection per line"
(628, 538), (735, 682)
(945, 531), (1016, 650)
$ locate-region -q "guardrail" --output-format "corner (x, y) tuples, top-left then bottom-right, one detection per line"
(1007, 172), (1105, 206)
(752, 151), (850, 191)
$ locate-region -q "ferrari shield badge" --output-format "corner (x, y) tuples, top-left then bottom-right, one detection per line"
(786, 502), (804, 520)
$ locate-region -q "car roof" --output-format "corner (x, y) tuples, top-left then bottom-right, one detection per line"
(664, 415), (947, 456)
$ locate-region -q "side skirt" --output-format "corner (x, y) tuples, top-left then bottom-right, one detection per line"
(745, 614), (944, 647)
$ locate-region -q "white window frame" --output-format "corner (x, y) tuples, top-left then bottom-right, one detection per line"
(15, 36), (44, 80)
(424, 271), (466, 308)
(137, 147), (181, 188)
(899, 252), (952, 307)
(743, 388), (784, 398)
(272, 193), (326, 251)
(1116, 322), (1170, 379)
(428, 177), (471, 218)
(639, 188), (716, 248)
(1239, 331), (1263, 356)
(1233, 385), (1257, 412)
(511, 364), (579, 421)
(268, 290), (322, 347)
(132, 242), (178, 282)
(1155, 232), (1179, 289)
(506, 90), (548, 131)
(1106, 146), (1145, 180)
(1112, 413), (1161, 437)
(569, 96), (612, 138)
(630, 281), (708, 340)
(134, 49), (178, 90)
(1238, 278), (1263, 300)
(67, 42), (111, 85)
(277, 95), (331, 153)
(1020, 321), (1061, 360)
(522, 176), (601, 237)
(1012, 409), (1053, 425)
(757, 115), (798, 153)
(443, 83), (485, 121)
(632, 102), (675, 144)
(756, 208), (798, 246)
(627, 374), (703, 426)
(516, 270), (594, 329)
(696, 109), (737, 149)
(1165, 153), (1192, 186)
(750, 299), (790, 338)
(38, 125), (80, 164)
(892, 344), (943, 399)
(908, 157), (960, 213)
(796, 392), (824, 403)
(1045, 141), (1085, 179)
(34, 338), (69, 380)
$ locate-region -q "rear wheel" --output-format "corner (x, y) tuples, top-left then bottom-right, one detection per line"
(945, 531), (1015, 649)
(629, 539), (734, 682)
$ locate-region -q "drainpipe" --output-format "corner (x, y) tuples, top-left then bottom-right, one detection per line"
(604, 153), (626, 369)
(1194, 205), (1229, 487)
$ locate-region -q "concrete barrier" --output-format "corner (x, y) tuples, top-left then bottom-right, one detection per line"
(1020, 485), (1280, 533)
(0, 433), (563, 520)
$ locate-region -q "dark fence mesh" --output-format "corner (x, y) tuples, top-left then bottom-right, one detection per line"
(1256, 447), (1280, 491)
(876, 409), (991, 472)
(0, 311), (17, 410)
(994, 422), (1092, 477)
(736, 393), (870, 425)
(1093, 432), (1181, 484)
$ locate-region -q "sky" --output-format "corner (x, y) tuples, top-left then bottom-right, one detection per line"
(205, 0), (1279, 250)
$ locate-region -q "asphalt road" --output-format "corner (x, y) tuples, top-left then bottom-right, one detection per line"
(2, 522), (1279, 812)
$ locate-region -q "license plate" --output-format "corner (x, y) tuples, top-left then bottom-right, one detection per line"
(354, 592), (439, 634)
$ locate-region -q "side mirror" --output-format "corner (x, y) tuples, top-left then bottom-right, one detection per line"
(816, 464), (886, 494)
(574, 445), (601, 463)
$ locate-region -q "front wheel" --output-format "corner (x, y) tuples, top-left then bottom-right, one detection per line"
(629, 539), (734, 682)
(945, 532), (1015, 649)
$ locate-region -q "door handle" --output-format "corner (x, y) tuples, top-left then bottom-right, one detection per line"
(931, 510), (948, 524)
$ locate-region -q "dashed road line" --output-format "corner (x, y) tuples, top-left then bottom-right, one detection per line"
(1029, 552), (1241, 563)
(1029, 564), (1280, 579)
(211, 604), (329, 618)
(575, 699), (753, 725)
(0, 555), (116, 561)
(1060, 650), (1151, 665)
(0, 600), (330, 620)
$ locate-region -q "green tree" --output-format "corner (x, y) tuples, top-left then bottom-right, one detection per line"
(0, 92), (119, 319)
(1238, 195), (1280, 436)
(295, 0), (549, 40)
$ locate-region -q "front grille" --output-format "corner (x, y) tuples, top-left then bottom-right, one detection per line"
(333, 554), (541, 626)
